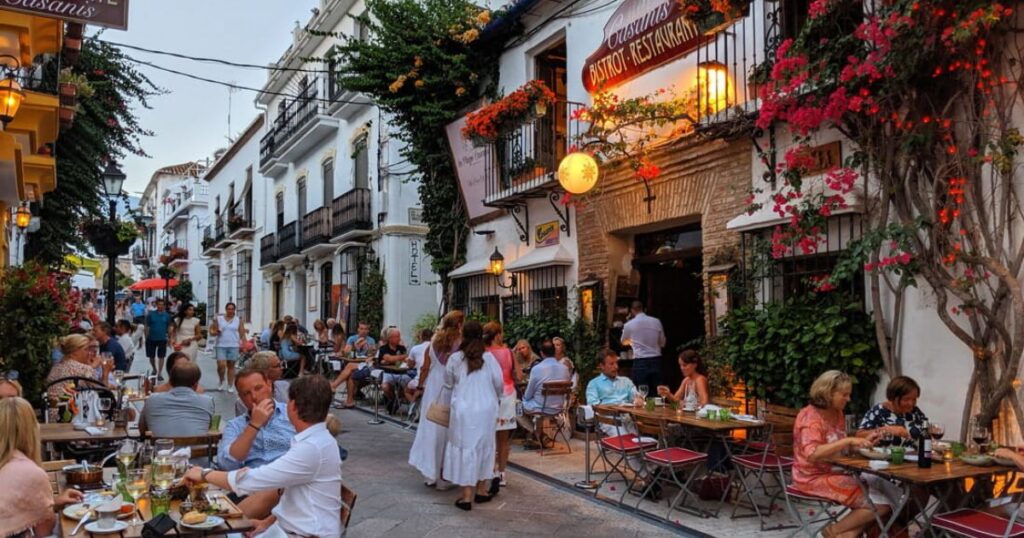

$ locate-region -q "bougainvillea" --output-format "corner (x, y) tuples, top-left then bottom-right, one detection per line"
(462, 80), (556, 145)
(752, 0), (1024, 433)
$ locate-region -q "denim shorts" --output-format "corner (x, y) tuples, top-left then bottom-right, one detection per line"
(216, 347), (241, 361)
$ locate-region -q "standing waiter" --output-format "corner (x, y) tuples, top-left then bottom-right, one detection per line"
(620, 301), (665, 391)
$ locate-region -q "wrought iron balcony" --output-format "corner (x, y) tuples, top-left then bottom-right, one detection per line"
(259, 232), (278, 266)
(331, 188), (372, 239)
(483, 101), (587, 207)
(227, 200), (255, 240)
(259, 80), (339, 176)
(302, 206), (333, 252)
(277, 221), (301, 261)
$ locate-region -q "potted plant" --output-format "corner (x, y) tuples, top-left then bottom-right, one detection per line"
(462, 80), (557, 147)
(228, 213), (246, 232)
(680, 0), (752, 35)
(81, 218), (140, 257)
(201, 236), (216, 250)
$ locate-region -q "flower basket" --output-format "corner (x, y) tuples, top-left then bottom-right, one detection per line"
(462, 80), (557, 147)
(682, 0), (751, 35)
(82, 220), (135, 257)
(227, 213), (246, 232)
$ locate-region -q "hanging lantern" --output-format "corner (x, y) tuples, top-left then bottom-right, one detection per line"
(14, 203), (30, 229)
(557, 152), (599, 194)
(0, 77), (24, 126)
(697, 62), (733, 114)
(489, 247), (504, 277)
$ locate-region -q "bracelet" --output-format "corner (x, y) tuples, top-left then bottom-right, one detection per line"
(247, 422), (261, 431)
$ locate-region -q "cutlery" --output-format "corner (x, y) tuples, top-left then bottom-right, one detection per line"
(70, 509), (91, 536)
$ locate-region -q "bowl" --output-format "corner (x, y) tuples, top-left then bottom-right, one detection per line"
(63, 463), (104, 486)
(960, 454), (994, 466)
(858, 448), (889, 460)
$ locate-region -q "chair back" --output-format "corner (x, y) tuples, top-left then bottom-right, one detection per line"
(632, 417), (664, 457)
(340, 483), (357, 530)
(145, 431), (222, 466)
(42, 459), (74, 495)
(763, 402), (799, 456)
(593, 407), (624, 437)
(539, 380), (572, 415)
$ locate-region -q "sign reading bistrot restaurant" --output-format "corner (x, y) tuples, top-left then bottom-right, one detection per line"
(582, 0), (708, 93)
(1, 0), (130, 30)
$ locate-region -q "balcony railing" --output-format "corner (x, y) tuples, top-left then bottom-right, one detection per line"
(331, 188), (372, 237)
(260, 233), (277, 265)
(260, 82), (325, 167)
(277, 221), (301, 259)
(302, 206), (332, 249)
(483, 101), (587, 206)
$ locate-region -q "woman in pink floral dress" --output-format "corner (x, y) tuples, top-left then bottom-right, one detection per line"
(792, 370), (890, 538)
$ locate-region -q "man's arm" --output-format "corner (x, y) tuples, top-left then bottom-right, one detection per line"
(523, 368), (540, 402)
(657, 320), (666, 348)
(217, 418), (247, 471)
(620, 322), (632, 344)
(229, 441), (319, 493)
(585, 379), (599, 405)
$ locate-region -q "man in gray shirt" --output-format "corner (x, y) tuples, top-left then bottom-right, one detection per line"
(517, 340), (570, 437)
(140, 362), (214, 436)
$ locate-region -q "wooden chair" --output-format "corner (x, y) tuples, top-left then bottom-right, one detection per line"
(42, 459), (75, 495)
(144, 431), (223, 467)
(523, 380), (574, 456)
(340, 483), (357, 533)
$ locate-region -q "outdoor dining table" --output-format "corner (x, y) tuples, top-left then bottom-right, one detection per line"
(41, 423), (131, 444)
(827, 454), (1020, 537)
(55, 467), (256, 537)
(597, 404), (767, 515)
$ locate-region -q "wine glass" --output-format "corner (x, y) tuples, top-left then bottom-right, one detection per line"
(117, 439), (138, 471)
(971, 425), (991, 454)
(928, 422), (945, 441)
(112, 370), (125, 388)
(124, 469), (149, 527)
(152, 454), (175, 491)
(637, 385), (649, 405)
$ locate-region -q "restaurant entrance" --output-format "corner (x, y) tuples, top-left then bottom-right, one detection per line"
(633, 224), (705, 390)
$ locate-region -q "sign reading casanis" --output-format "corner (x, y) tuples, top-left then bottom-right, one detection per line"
(1, 0), (130, 30)
(582, 0), (708, 93)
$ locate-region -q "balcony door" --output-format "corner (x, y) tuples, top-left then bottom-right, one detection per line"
(534, 41), (568, 171)
(320, 262), (333, 322)
(323, 158), (334, 207)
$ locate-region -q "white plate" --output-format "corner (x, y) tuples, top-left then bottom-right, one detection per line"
(180, 514), (224, 530)
(62, 502), (133, 520)
(84, 520), (129, 534)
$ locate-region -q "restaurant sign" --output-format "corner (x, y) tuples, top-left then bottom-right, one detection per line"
(1, 0), (130, 30)
(582, 0), (710, 93)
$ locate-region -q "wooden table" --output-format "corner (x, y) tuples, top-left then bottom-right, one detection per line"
(56, 468), (255, 537)
(41, 423), (131, 444)
(828, 454), (1019, 536)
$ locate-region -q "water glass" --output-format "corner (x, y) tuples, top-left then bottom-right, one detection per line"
(951, 442), (965, 458)
(211, 414), (222, 431)
(890, 446), (906, 465)
(155, 439), (174, 457)
(644, 398), (656, 411)
(150, 489), (170, 516)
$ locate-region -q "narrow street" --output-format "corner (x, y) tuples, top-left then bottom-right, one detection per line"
(331, 408), (683, 538)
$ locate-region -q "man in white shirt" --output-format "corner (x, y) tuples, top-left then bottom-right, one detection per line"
(114, 320), (136, 366)
(185, 375), (342, 537)
(620, 301), (666, 390)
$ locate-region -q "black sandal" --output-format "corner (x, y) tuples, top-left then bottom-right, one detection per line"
(488, 477), (500, 496)
(455, 500), (472, 511)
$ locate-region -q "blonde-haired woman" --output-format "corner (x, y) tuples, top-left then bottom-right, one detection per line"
(793, 370), (890, 538)
(0, 397), (83, 537)
(409, 310), (464, 489)
(45, 334), (110, 420)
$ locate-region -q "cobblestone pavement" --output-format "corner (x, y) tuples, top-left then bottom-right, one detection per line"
(334, 409), (687, 538)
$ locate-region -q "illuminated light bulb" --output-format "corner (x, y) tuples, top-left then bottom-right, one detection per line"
(557, 152), (600, 195)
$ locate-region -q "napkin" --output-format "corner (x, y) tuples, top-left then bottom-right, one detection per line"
(696, 404), (722, 418)
(733, 414), (761, 423)
(85, 426), (107, 436)
(580, 405), (594, 420)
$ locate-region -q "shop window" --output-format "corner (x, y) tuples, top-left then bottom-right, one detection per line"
(507, 265), (568, 318)
(452, 274), (500, 319)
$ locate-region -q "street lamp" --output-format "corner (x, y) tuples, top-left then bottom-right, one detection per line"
(489, 247), (516, 289)
(14, 202), (30, 230)
(0, 55), (25, 128)
(102, 161), (127, 325)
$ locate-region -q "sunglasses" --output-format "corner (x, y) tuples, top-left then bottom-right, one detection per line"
(1, 370), (18, 381)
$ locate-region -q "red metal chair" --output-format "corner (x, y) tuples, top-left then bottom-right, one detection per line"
(782, 484), (848, 538)
(932, 507), (1024, 538)
(729, 423), (797, 530)
(632, 417), (709, 519)
(592, 407), (657, 503)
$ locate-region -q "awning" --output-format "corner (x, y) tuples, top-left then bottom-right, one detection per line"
(726, 185), (864, 233)
(506, 245), (573, 272)
(448, 255), (492, 278)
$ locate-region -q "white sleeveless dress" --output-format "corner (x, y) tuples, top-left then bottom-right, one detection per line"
(408, 345), (453, 482)
(442, 351), (503, 486)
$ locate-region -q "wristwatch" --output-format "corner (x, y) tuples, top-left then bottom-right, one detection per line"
(200, 468), (213, 482)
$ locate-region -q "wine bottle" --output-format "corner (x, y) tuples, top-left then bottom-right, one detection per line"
(918, 420), (932, 468)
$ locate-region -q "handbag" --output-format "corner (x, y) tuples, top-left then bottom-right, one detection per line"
(425, 402), (450, 427)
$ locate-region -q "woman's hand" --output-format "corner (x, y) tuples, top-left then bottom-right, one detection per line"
(54, 488), (83, 507)
(656, 385), (671, 398)
(883, 425), (911, 438)
(847, 436), (875, 450)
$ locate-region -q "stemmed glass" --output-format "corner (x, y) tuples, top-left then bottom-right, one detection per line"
(117, 439), (138, 471)
(636, 385), (649, 405)
(124, 469), (149, 527)
(971, 425), (991, 454)
(928, 422), (945, 441)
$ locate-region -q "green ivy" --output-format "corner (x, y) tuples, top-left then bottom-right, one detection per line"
(504, 313), (572, 356)
(331, 0), (519, 297)
(357, 261), (386, 338)
(718, 293), (883, 413)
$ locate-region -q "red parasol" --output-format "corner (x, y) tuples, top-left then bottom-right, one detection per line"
(130, 277), (179, 291)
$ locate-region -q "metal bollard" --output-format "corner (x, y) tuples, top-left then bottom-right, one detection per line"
(574, 407), (599, 490)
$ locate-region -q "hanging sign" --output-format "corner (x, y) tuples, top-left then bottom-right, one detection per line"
(535, 221), (559, 247)
(1, 0), (131, 30)
(582, 0), (713, 93)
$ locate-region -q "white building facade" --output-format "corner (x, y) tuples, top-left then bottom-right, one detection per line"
(255, 0), (437, 334)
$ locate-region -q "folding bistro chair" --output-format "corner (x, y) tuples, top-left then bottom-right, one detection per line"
(592, 407), (657, 503)
(145, 431), (222, 467)
(729, 422), (797, 530)
(632, 417), (709, 519)
(782, 484), (848, 538)
(933, 492), (1024, 538)
(523, 380), (574, 456)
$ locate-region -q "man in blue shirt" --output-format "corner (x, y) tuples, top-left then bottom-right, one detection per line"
(93, 322), (128, 372)
(586, 350), (643, 407)
(345, 321), (376, 358)
(218, 367), (295, 518)
(517, 341), (571, 441)
(144, 299), (172, 378)
(130, 297), (146, 324)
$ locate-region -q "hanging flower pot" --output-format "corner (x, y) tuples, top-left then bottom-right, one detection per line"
(81, 219), (136, 257)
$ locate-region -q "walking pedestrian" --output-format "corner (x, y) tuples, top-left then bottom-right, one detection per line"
(210, 302), (246, 392)
(172, 303), (202, 361)
(483, 321), (518, 488)
(409, 310), (463, 489)
(144, 299), (173, 378)
(443, 321), (503, 510)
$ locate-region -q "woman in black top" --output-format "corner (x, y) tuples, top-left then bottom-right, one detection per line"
(856, 376), (928, 447)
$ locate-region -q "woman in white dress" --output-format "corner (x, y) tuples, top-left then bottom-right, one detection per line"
(172, 304), (202, 361)
(408, 310), (464, 488)
(442, 320), (503, 510)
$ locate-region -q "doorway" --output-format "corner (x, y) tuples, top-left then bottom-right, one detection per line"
(320, 262), (333, 323)
(273, 280), (283, 322)
(633, 224), (705, 391)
